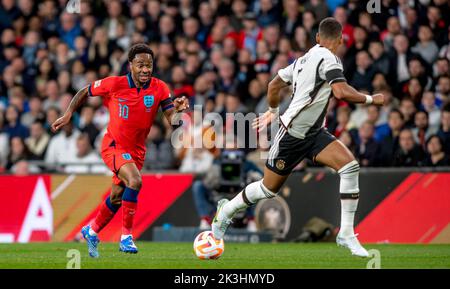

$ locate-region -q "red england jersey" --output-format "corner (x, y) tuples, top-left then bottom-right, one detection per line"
(88, 73), (173, 159)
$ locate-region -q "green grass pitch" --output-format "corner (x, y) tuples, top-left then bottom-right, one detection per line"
(0, 242), (449, 269)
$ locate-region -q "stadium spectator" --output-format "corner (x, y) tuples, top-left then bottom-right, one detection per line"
(20, 96), (45, 127)
(6, 136), (30, 170)
(435, 75), (449, 105)
(376, 86), (397, 125)
(392, 129), (425, 167)
(380, 109), (405, 166)
(331, 106), (354, 138)
(437, 104), (450, 154)
(3, 104), (28, 139)
(388, 34), (414, 88)
(239, 12), (262, 58)
(368, 40), (390, 75)
(334, 6), (353, 48)
(78, 105), (100, 147)
(144, 121), (175, 171)
(0, 112), (9, 170)
(399, 98), (417, 128)
(412, 25), (439, 65)
(304, 0), (328, 24)
(44, 121), (79, 169)
(350, 50), (375, 92)
(64, 133), (107, 174)
(25, 120), (50, 160)
(411, 110), (438, 149)
(366, 104), (389, 142)
(338, 130), (357, 157)
(44, 106), (60, 136)
(42, 80), (60, 111)
(421, 91), (441, 130)
(433, 57), (449, 79)
(423, 135), (450, 167)
(280, 0), (300, 38)
(58, 12), (81, 50)
(355, 121), (380, 167)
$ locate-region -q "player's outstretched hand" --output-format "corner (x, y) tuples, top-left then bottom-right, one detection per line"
(372, 93), (385, 106)
(51, 113), (72, 132)
(174, 96), (190, 112)
(252, 110), (277, 132)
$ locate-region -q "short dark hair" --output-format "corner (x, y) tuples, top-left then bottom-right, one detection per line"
(319, 17), (342, 40)
(426, 134), (444, 149)
(128, 43), (154, 63)
(390, 108), (404, 121)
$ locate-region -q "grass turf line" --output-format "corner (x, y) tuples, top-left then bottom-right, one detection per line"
(0, 242), (449, 269)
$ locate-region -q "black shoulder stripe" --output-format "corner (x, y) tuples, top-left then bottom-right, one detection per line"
(325, 69), (346, 84)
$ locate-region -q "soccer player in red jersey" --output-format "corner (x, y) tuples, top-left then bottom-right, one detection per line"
(52, 43), (189, 257)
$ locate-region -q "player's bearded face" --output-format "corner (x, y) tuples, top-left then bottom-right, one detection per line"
(131, 53), (153, 84)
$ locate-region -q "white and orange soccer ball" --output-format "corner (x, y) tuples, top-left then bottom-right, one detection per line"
(193, 231), (224, 260)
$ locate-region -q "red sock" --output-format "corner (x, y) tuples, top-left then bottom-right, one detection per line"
(91, 202), (117, 233)
(122, 200), (137, 235)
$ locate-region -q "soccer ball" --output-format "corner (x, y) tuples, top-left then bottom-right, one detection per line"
(193, 231), (224, 260)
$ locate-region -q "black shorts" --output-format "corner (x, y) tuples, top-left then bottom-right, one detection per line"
(265, 127), (336, 175)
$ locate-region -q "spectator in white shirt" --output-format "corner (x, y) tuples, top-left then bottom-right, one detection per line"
(421, 91), (441, 130)
(45, 121), (79, 169)
(64, 133), (108, 174)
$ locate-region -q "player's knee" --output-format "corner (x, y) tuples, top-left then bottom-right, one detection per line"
(338, 160), (360, 195)
(127, 175), (142, 191)
(262, 179), (281, 195)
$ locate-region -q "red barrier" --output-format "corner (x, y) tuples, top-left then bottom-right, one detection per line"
(357, 173), (450, 243)
(0, 176), (52, 243)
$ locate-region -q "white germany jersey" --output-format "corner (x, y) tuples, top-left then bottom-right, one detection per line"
(278, 44), (346, 139)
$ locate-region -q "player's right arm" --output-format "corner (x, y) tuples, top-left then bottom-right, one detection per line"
(252, 63), (292, 131)
(52, 77), (114, 132)
(51, 86), (89, 132)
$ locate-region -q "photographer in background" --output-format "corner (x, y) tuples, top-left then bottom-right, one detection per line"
(192, 138), (262, 231)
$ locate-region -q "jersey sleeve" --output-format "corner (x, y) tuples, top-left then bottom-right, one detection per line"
(277, 60), (297, 84)
(158, 81), (174, 112)
(320, 54), (346, 85)
(87, 76), (117, 98)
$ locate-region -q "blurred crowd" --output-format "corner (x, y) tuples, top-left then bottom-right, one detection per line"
(0, 0), (449, 176)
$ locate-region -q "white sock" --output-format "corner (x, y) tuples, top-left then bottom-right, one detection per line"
(222, 191), (247, 218)
(121, 234), (132, 241)
(340, 199), (358, 237)
(89, 228), (97, 236)
(222, 181), (276, 219)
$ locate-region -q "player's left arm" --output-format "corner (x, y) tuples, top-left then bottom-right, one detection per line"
(162, 95), (189, 128)
(159, 81), (189, 128)
(324, 55), (384, 105)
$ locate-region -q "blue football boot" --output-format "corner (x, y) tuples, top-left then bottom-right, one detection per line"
(81, 225), (100, 258)
(119, 235), (138, 254)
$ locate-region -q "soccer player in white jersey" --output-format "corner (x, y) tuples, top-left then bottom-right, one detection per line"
(212, 17), (384, 257)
